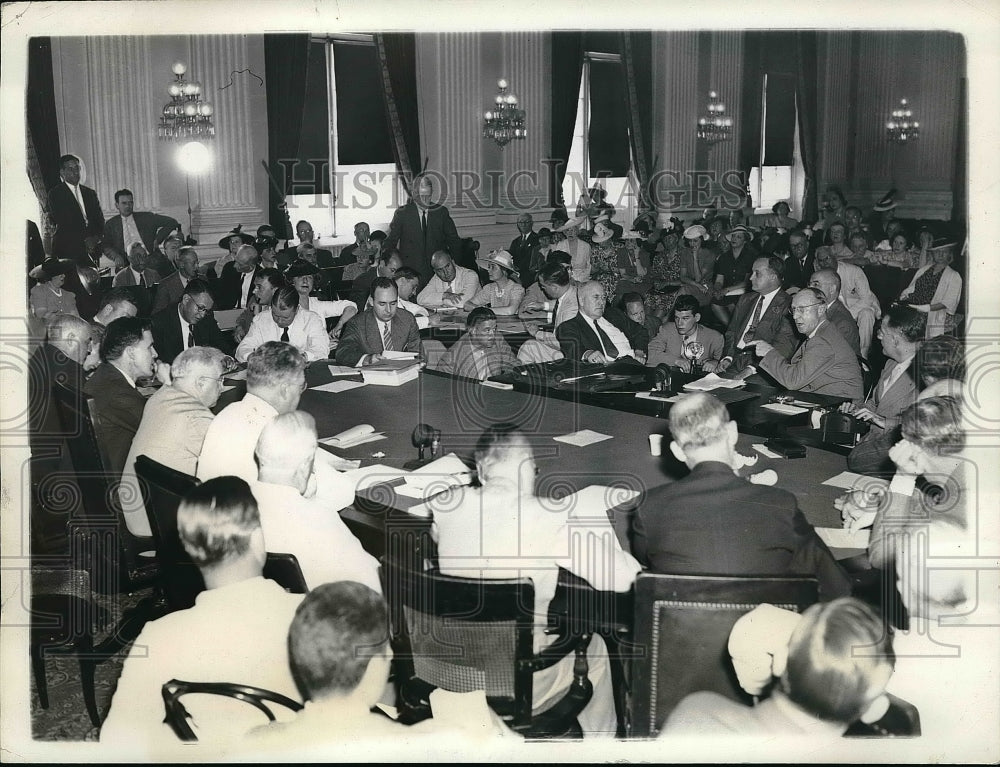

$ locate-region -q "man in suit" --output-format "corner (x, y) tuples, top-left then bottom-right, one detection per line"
(436, 307), (520, 380)
(103, 188), (180, 267)
(782, 229), (814, 292)
(632, 392), (849, 601)
(351, 251), (403, 311)
(508, 213), (538, 284)
(152, 246), (202, 314)
(814, 247), (880, 358)
(215, 244), (260, 310)
(647, 293), (724, 370)
(843, 305), (925, 476)
(150, 279), (235, 364)
(83, 317), (169, 476)
(384, 176), (462, 284)
(709, 256), (796, 375)
(515, 262), (582, 364)
(335, 278), (421, 367)
(279, 220), (337, 270)
(47, 154), (104, 262)
(112, 243), (158, 288)
(556, 281), (637, 364)
(751, 287), (864, 400)
(808, 269), (862, 358)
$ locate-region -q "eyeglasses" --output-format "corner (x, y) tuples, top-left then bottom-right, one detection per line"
(790, 303), (823, 315)
(192, 302), (212, 313)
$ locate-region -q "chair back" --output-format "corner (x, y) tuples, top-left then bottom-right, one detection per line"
(628, 572), (818, 738)
(134, 455), (203, 610)
(262, 552), (308, 594)
(161, 679), (303, 742)
(381, 558), (535, 724)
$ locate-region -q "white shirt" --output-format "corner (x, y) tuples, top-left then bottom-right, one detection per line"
(235, 307), (329, 363)
(197, 392), (279, 482)
(178, 305), (193, 351)
(736, 286), (781, 351)
(121, 214), (143, 255)
(583, 314), (633, 359)
(416, 265), (481, 308)
(302, 296), (355, 320)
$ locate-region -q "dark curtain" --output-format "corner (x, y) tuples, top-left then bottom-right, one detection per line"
(588, 60), (630, 178)
(333, 43), (394, 166)
(264, 34), (310, 239)
(951, 75), (967, 242)
(550, 32), (584, 209)
(739, 33), (765, 195)
(763, 73), (796, 166)
(795, 32), (820, 221)
(27, 37), (61, 192)
(374, 33), (421, 195)
(619, 32), (653, 211)
(295, 42), (331, 196)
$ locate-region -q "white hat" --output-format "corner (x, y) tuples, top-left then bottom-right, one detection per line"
(557, 216), (586, 233)
(591, 222), (615, 244)
(476, 249), (519, 279)
(683, 224), (709, 241)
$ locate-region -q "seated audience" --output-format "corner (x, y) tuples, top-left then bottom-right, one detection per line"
(616, 232), (651, 297)
(103, 187), (181, 270)
(216, 225), (254, 274)
(842, 305), (925, 476)
(647, 293), (723, 370)
(632, 393), (849, 600)
(100, 476), (305, 747)
(120, 346), (231, 537)
(335, 277), (421, 367)
(782, 229), (815, 292)
(351, 251), (404, 311)
(285, 259), (357, 333)
(216, 243), (260, 310)
(556, 281), (637, 364)
(281, 219), (336, 269)
(436, 307), (520, 380)
(767, 200), (799, 232)
(152, 245), (202, 313)
(808, 269), (862, 358)
(898, 246), (962, 338)
(524, 226), (555, 286)
(814, 247), (880, 358)
(235, 286), (329, 363)
(751, 287), (864, 400)
(83, 317), (168, 476)
(433, 423), (641, 737)
(664, 598), (894, 737)
(815, 221), (853, 262)
(254, 233), (280, 270)
(339, 221), (373, 268)
(112, 242), (158, 289)
(464, 250), (525, 316)
(709, 257), (795, 375)
(621, 291), (662, 342)
(150, 279), (235, 364)
(92, 287), (138, 328)
(676, 225), (718, 308)
(416, 250), (480, 310)
(515, 262), (581, 364)
(233, 268), (283, 343)
(198, 341), (307, 482)
(844, 231), (876, 267)
(149, 229), (184, 281)
(250, 411), (380, 592)
(552, 217), (591, 282)
(29, 259), (79, 321)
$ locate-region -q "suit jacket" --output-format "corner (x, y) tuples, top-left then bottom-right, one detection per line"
(384, 202), (462, 283)
(112, 266), (159, 288)
(47, 182), (104, 261)
(215, 263), (260, 310)
(825, 299), (862, 358)
(151, 271), (186, 314)
(723, 289), (796, 361)
(647, 323), (724, 368)
(677, 248), (717, 286)
(509, 231), (539, 279)
(350, 267), (378, 311)
(759, 319), (864, 400)
(28, 344), (87, 438)
(782, 254), (815, 290)
(435, 333), (519, 380)
(555, 312), (634, 362)
(846, 360), (918, 476)
(277, 246), (336, 271)
(83, 362), (148, 476)
(104, 211), (180, 260)
(334, 308), (421, 367)
(632, 461), (849, 601)
(150, 305), (236, 364)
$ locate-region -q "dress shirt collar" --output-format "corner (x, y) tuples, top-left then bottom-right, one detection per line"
(808, 318), (826, 339)
(177, 304), (193, 347)
(758, 286), (781, 314)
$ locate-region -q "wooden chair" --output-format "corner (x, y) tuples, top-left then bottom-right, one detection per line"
(381, 557), (594, 739)
(161, 679), (302, 742)
(627, 572), (818, 738)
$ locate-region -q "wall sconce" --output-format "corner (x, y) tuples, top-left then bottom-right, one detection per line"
(482, 78), (526, 150)
(886, 98), (920, 143)
(697, 90), (733, 144)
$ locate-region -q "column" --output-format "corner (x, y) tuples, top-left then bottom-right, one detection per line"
(499, 32), (549, 211)
(652, 32), (699, 218)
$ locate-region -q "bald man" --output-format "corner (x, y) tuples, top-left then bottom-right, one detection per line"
(808, 269), (861, 358)
(216, 244), (261, 309)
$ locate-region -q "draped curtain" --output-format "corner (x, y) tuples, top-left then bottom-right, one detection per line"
(549, 32), (584, 210)
(27, 36), (62, 254)
(795, 32), (820, 222)
(264, 34), (310, 239)
(373, 33), (421, 196)
(619, 32), (653, 213)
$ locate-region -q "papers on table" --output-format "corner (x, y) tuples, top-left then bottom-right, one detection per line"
(314, 449), (361, 471)
(635, 391), (683, 402)
(328, 364), (361, 377)
(553, 429), (613, 447)
(361, 359), (421, 386)
(481, 380), (514, 390)
(683, 373), (747, 391)
(311, 379), (367, 394)
(559, 484), (640, 519)
(815, 526), (871, 551)
(395, 453), (475, 514)
(213, 308), (244, 330)
(822, 471), (890, 491)
(761, 402), (809, 416)
(320, 423), (386, 449)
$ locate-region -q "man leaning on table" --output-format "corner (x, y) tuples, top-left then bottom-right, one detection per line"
(415, 249), (480, 310)
(335, 277), (421, 367)
(235, 285), (329, 363)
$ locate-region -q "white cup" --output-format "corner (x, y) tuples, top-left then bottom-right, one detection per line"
(648, 433), (663, 457)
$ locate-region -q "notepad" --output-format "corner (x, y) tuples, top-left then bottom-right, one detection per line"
(328, 364), (361, 377)
(553, 429), (613, 447)
(342, 463), (409, 491)
(311, 379), (367, 394)
(822, 472), (890, 491)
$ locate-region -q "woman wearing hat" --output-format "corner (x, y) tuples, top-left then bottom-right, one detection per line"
(643, 220), (683, 320)
(217, 225), (255, 271)
(552, 217), (591, 282)
(589, 221), (626, 301)
(29, 258), (79, 321)
(253, 234), (281, 270)
(464, 250), (525, 316)
(676, 225), (718, 308)
(897, 244), (962, 338)
(286, 259), (358, 336)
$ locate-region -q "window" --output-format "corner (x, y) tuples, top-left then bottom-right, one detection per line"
(748, 73), (804, 215)
(562, 53), (638, 227)
(286, 36), (404, 243)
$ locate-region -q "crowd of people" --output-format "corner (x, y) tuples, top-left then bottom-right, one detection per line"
(25, 156), (983, 754)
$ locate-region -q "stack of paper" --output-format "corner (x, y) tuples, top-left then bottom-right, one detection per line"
(553, 429), (613, 447)
(361, 358), (420, 386)
(320, 424), (386, 449)
(397, 453), (474, 499)
(683, 373), (747, 391)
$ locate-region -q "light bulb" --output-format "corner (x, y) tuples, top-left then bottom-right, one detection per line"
(201, 103), (213, 117)
(168, 83), (182, 97)
(497, 78), (508, 89)
(172, 61), (187, 76)
(184, 103), (197, 116)
(709, 90), (717, 98)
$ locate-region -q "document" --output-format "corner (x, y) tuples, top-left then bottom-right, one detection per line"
(320, 424), (386, 449)
(822, 471), (890, 491)
(311, 379), (367, 394)
(760, 402), (809, 415)
(683, 373), (747, 391)
(553, 429), (614, 447)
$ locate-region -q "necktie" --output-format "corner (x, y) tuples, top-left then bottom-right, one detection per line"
(594, 320), (615, 359)
(691, 252), (701, 282)
(421, 209), (427, 237)
(880, 361), (895, 397)
(73, 185), (87, 223)
(280, 327), (290, 342)
(382, 322), (393, 352)
(742, 296), (764, 345)
(187, 328), (195, 349)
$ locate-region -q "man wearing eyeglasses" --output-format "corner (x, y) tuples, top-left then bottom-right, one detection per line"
(119, 346), (233, 537)
(150, 278), (235, 364)
(750, 287), (863, 400)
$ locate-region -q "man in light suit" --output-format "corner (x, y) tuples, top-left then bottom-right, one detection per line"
(383, 177), (462, 284)
(843, 305), (925, 476)
(335, 278), (421, 367)
(47, 154), (104, 262)
(710, 256), (796, 374)
(647, 293), (724, 370)
(632, 392), (849, 602)
(555, 281), (637, 364)
(150, 279), (236, 364)
(808, 269), (862, 358)
(814, 248), (880, 358)
(752, 287), (864, 400)
(103, 188), (180, 268)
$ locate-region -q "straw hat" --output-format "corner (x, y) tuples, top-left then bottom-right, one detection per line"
(683, 224), (709, 241)
(476, 249), (519, 279)
(591, 222), (615, 244)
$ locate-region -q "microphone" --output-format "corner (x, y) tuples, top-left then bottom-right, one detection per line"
(411, 423), (439, 461)
(653, 364), (673, 392)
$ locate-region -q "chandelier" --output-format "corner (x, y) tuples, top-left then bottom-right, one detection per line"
(886, 98), (919, 143)
(482, 78), (526, 149)
(158, 62), (215, 141)
(696, 90), (733, 144)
